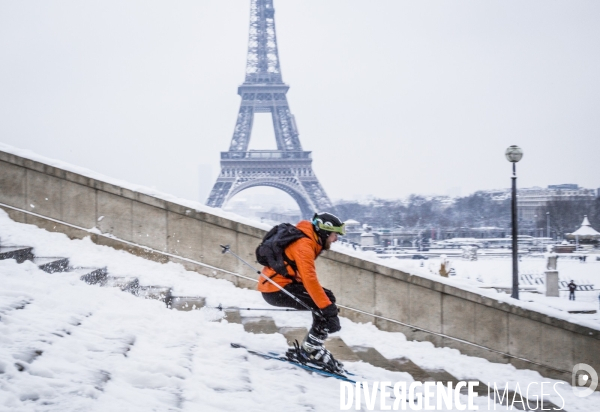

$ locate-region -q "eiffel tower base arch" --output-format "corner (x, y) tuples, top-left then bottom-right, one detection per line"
(227, 179), (314, 219)
(206, 152), (333, 219)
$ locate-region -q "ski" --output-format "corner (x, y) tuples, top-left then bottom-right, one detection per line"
(231, 343), (414, 402)
(231, 342), (357, 383)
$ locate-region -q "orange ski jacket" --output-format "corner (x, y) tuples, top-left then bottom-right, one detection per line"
(257, 220), (332, 309)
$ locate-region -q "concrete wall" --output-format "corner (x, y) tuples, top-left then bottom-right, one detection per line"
(1, 149), (598, 382)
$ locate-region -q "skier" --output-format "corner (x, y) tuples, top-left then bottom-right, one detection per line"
(258, 212), (346, 372)
(568, 280), (577, 301)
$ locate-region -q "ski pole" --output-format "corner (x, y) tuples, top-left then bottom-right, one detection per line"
(220, 244), (323, 317)
(212, 304), (300, 312)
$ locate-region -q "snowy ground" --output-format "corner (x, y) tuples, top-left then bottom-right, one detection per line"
(425, 253), (600, 320)
(2, 211), (600, 411)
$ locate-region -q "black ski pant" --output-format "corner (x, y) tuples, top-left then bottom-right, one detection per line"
(262, 283), (336, 337)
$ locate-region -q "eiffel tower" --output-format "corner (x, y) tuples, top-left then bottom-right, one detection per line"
(206, 0), (333, 218)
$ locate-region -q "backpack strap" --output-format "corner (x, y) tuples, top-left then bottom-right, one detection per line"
(283, 252), (299, 275)
(261, 251), (302, 285)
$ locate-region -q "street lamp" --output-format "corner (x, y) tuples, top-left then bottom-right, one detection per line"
(546, 211), (550, 239)
(506, 145), (523, 300)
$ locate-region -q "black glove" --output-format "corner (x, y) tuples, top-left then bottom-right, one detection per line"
(321, 303), (338, 317)
(319, 303), (341, 333)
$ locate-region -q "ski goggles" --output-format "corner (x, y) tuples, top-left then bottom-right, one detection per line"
(315, 221), (346, 236)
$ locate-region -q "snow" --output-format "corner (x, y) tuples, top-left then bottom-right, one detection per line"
(2, 211), (600, 411)
(570, 226), (600, 237)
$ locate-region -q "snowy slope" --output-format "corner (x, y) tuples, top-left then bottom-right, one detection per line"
(1, 210), (599, 411)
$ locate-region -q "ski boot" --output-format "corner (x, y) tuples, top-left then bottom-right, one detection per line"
(303, 346), (345, 374)
(286, 333), (345, 374)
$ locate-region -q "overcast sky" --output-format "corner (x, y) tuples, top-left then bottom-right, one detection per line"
(1, 1), (599, 208)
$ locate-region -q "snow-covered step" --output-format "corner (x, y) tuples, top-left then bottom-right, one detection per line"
(2, 300), (93, 376)
(72, 267), (108, 285)
(417, 369), (488, 398)
(0, 245), (33, 263)
(137, 286), (171, 303)
(0, 297), (33, 320)
(352, 346), (430, 379)
(420, 367), (460, 386)
(279, 327), (307, 346)
(424, 369), (490, 400)
(388, 356), (435, 382)
(32, 257), (69, 273)
(168, 296), (206, 311)
(324, 336), (362, 362)
(416, 369), (487, 397)
(102, 276), (140, 295)
(13, 349), (44, 370)
(242, 317), (279, 334)
(223, 309), (242, 324)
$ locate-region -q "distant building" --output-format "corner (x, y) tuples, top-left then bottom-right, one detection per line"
(344, 219), (361, 232)
(517, 185), (596, 222)
(258, 210), (302, 224)
(377, 228), (421, 246)
(343, 219), (363, 245)
(547, 184), (579, 190)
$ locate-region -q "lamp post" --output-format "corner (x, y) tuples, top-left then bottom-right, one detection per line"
(506, 145), (523, 300)
(546, 211), (550, 239)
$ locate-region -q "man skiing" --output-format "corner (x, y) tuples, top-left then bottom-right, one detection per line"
(258, 212), (345, 372)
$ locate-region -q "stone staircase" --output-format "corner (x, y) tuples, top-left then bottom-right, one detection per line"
(0, 241), (565, 411)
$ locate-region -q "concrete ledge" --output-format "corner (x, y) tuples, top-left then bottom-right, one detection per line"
(320, 251), (599, 341)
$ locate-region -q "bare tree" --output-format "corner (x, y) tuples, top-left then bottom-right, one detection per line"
(539, 198), (597, 238)
(335, 191), (511, 236)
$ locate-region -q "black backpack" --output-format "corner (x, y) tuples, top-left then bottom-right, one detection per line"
(255, 223), (307, 279)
